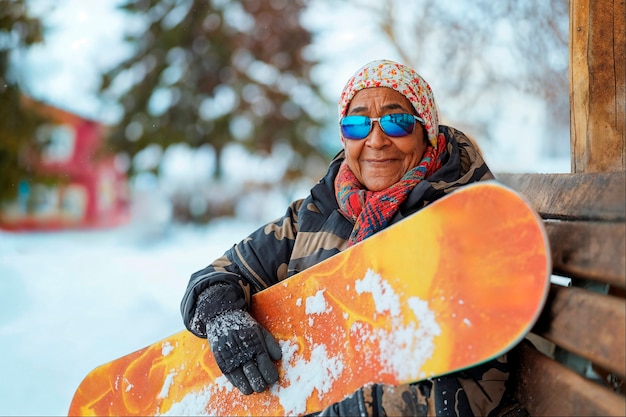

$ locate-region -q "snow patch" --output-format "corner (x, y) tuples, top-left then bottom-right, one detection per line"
(158, 370), (177, 399)
(355, 269), (401, 316)
(271, 339), (344, 416)
(353, 269), (441, 381)
(161, 341), (174, 356)
(305, 289), (328, 315)
(159, 375), (233, 416)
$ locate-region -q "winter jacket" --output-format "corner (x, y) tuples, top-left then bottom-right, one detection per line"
(181, 125), (493, 331)
(180, 126), (527, 416)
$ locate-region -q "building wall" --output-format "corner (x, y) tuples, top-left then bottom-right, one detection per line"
(0, 100), (129, 231)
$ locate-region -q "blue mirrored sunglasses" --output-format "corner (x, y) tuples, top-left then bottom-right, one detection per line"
(340, 113), (425, 140)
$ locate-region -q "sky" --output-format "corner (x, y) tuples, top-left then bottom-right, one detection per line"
(18, 0), (133, 124)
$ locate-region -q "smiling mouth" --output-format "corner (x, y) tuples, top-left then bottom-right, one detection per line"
(365, 158), (397, 164)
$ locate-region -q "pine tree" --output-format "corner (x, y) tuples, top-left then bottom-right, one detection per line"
(0, 0), (49, 205)
(102, 0), (328, 179)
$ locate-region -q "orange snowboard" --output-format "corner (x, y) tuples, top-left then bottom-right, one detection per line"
(68, 182), (550, 416)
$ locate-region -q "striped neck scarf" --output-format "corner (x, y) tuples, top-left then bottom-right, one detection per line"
(335, 134), (446, 246)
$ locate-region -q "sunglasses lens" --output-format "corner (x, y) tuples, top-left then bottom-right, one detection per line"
(340, 113), (418, 140)
(380, 114), (416, 137)
(340, 116), (371, 139)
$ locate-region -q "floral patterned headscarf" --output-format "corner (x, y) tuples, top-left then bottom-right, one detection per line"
(338, 59), (440, 148)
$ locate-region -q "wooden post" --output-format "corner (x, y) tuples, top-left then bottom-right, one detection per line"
(570, 0), (626, 173)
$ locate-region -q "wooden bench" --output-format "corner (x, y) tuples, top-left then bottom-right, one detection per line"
(497, 172), (626, 416)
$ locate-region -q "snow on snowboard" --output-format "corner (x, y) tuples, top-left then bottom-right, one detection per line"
(68, 182), (551, 416)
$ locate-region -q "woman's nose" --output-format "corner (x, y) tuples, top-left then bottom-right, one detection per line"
(366, 121), (390, 148)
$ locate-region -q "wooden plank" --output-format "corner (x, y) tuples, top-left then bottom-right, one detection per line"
(512, 342), (626, 416)
(545, 219), (626, 288)
(533, 285), (626, 378)
(496, 172), (626, 221)
(570, 0), (626, 173)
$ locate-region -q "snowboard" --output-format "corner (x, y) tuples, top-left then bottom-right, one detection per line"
(68, 181), (551, 416)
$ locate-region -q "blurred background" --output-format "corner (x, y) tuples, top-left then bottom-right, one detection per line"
(0, 0), (570, 415)
(1, 0), (570, 231)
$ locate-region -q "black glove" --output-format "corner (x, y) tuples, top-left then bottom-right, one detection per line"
(195, 283), (282, 395)
(206, 309), (282, 394)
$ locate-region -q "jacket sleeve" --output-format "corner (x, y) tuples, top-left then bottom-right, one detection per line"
(180, 198), (304, 335)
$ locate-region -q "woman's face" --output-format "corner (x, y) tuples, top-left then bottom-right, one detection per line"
(342, 87), (428, 191)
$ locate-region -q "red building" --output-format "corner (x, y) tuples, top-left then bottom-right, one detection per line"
(0, 100), (129, 231)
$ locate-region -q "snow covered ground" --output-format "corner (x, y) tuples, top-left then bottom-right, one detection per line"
(0, 218), (262, 416)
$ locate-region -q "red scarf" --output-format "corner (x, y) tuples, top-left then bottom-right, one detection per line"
(335, 134), (446, 246)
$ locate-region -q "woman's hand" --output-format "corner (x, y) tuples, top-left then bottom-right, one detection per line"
(192, 283), (283, 394)
(206, 309), (282, 394)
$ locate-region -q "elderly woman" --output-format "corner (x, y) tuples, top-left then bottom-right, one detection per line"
(181, 60), (525, 416)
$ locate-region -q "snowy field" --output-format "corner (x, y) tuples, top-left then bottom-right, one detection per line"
(0, 218), (262, 416)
